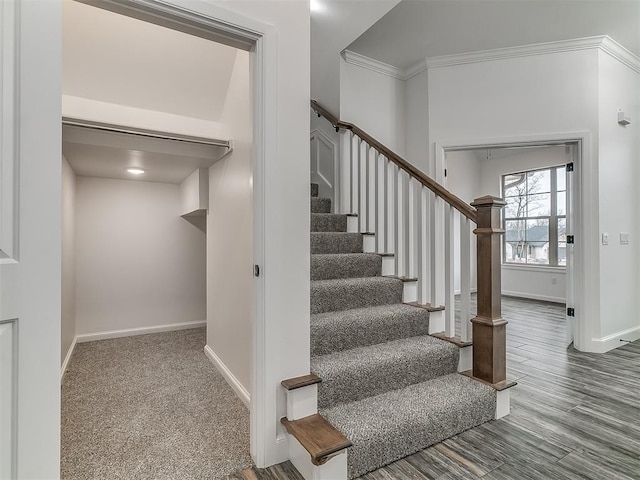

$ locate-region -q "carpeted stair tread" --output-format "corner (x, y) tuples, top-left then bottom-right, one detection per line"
(311, 253), (381, 280)
(310, 277), (402, 314)
(321, 373), (496, 479)
(311, 197), (331, 213)
(311, 213), (348, 232)
(311, 232), (363, 254)
(312, 335), (459, 409)
(311, 183), (319, 198)
(311, 304), (429, 356)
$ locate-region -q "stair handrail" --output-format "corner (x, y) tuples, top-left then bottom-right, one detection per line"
(311, 99), (477, 223)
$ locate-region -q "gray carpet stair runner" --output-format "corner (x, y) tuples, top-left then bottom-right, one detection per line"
(309, 184), (496, 478)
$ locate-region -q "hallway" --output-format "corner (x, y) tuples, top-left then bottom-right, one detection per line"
(61, 328), (252, 479)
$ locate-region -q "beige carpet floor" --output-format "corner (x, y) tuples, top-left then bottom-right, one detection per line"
(61, 327), (253, 480)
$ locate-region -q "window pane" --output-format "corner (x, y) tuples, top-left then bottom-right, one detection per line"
(505, 196), (526, 218)
(504, 173), (526, 197)
(558, 242), (567, 266)
(556, 167), (566, 191)
(527, 169), (550, 194)
(527, 193), (551, 217)
(557, 191), (566, 215)
(558, 217), (566, 236)
(526, 219), (549, 265)
(504, 220), (526, 263)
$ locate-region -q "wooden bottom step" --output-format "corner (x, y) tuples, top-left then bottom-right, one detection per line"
(281, 414), (352, 466)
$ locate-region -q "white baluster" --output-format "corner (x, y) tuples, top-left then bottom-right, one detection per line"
(460, 214), (472, 343)
(444, 204), (455, 337)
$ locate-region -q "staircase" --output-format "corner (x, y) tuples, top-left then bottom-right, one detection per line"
(309, 185), (496, 478)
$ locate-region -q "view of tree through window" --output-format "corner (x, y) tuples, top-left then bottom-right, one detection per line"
(502, 165), (567, 266)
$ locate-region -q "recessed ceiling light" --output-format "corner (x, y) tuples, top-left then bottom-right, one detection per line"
(127, 168), (145, 175)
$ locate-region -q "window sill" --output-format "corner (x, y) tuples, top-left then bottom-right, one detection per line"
(501, 263), (566, 274)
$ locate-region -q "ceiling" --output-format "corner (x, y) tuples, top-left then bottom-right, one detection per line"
(63, 125), (228, 184)
(348, 0), (640, 70)
(63, 0), (238, 122)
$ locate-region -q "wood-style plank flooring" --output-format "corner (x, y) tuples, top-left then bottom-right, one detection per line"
(230, 296), (640, 479)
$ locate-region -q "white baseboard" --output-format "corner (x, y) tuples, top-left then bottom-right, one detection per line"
(76, 320), (206, 343)
(60, 334), (78, 382)
(204, 344), (250, 409)
(591, 325), (640, 353)
(501, 290), (565, 304)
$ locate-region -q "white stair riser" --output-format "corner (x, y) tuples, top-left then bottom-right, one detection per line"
(495, 389), (511, 419)
(402, 282), (417, 303)
(458, 345), (472, 372)
(286, 385), (318, 421)
(288, 437), (348, 480)
(381, 256), (394, 276)
(429, 311), (445, 334)
(347, 216), (359, 233)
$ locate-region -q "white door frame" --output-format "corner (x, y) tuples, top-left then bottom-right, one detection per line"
(436, 131), (597, 352)
(76, 0), (276, 466)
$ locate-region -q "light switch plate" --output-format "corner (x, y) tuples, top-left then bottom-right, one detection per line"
(602, 233), (608, 245)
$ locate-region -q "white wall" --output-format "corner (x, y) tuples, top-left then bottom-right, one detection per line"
(213, 0), (311, 466)
(596, 50), (640, 343)
(428, 46), (609, 351)
(340, 56), (406, 156)
(405, 69), (429, 172)
(206, 50), (252, 397)
(61, 156), (76, 364)
(75, 177), (206, 337)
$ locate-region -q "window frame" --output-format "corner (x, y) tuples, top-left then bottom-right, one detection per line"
(501, 165), (567, 268)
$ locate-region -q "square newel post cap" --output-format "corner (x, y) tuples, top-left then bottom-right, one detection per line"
(471, 195), (506, 208)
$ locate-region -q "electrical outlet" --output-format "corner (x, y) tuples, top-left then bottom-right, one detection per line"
(551, 277), (557, 285)
(602, 233), (609, 245)
(620, 233), (630, 245)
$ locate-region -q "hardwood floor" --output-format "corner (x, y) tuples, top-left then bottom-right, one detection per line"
(232, 296), (640, 479)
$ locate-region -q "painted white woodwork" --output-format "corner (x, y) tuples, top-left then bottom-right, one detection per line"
(75, 177), (206, 335)
(285, 386), (318, 422)
(288, 438), (348, 480)
(402, 282), (417, 304)
(204, 344), (250, 409)
(458, 345), (472, 373)
(1, 0), (17, 263)
(77, 320), (206, 343)
(495, 389), (511, 420)
(180, 168), (209, 215)
(0, 321), (16, 479)
(2, 1), (63, 477)
(310, 128), (337, 206)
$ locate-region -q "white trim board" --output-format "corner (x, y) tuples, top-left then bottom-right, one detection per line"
(204, 344), (250, 409)
(343, 36), (640, 82)
(75, 320), (206, 343)
(60, 335), (78, 381)
(426, 35), (640, 74)
(501, 291), (565, 305)
(591, 326), (640, 354)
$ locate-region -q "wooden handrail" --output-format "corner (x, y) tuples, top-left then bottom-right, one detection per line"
(311, 100), (477, 222)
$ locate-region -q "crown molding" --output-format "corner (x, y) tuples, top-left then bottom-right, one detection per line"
(343, 36), (640, 81)
(404, 59), (428, 80)
(599, 36), (640, 75)
(426, 36), (640, 74)
(342, 50), (405, 80)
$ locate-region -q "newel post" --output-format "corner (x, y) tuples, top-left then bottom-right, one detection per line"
(470, 195), (507, 385)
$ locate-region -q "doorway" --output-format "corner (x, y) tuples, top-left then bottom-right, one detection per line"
(441, 140), (581, 349)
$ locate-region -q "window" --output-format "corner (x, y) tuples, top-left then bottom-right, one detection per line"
(502, 166), (566, 266)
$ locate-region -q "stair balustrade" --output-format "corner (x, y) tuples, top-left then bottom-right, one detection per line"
(311, 100), (507, 386)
